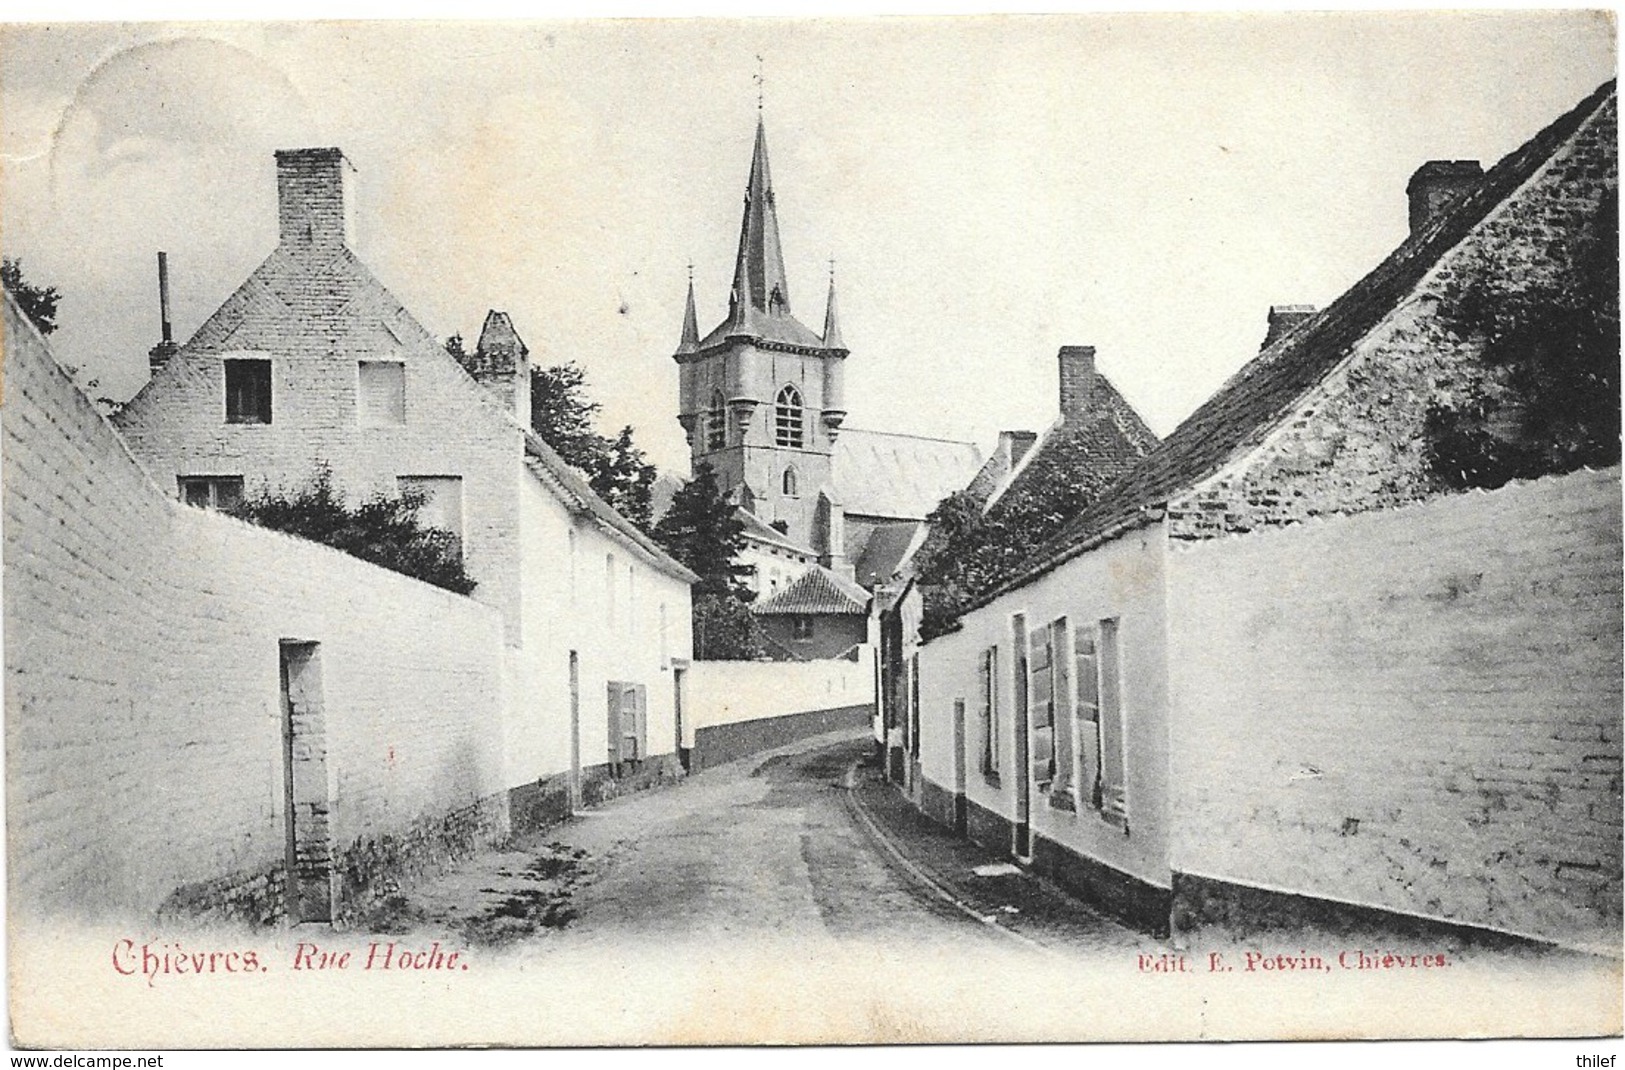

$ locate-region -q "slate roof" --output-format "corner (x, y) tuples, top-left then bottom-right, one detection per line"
(986, 78), (1618, 606)
(751, 563), (871, 616)
(852, 519), (924, 588)
(737, 505), (818, 557)
(695, 118), (842, 355)
(832, 428), (985, 520)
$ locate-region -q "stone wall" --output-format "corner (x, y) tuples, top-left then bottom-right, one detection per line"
(1166, 466), (1623, 950)
(684, 648), (876, 749)
(5, 296), (508, 923)
(1168, 94), (1616, 540)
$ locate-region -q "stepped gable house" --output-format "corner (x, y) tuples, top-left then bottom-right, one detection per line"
(910, 81), (1621, 951)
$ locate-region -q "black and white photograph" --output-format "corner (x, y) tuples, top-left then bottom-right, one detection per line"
(1, 11), (1619, 1055)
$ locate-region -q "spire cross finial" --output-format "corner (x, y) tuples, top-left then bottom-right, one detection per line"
(687, 260), (695, 282)
(754, 55), (765, 112)
(828, 255), (836, 281)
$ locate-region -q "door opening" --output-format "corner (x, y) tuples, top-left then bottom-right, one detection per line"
(280, 640), (333, 924)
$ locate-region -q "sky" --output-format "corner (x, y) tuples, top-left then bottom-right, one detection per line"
(0, 13), (1615, 475)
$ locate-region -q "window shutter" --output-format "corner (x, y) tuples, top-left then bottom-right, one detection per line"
(606, 682), (623, 765)
(634, 685), (648, 761)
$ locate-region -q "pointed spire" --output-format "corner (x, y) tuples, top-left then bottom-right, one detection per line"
(822, 260), (844, 350)
(729, 117), (793, 324)
(678, 265), (700, 354)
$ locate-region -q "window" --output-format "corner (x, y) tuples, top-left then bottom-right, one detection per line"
(568, 528), (578, 606)
(978, 646), (1000, 782)
(705, 390), (727, 451)
(792, 616), (814, 640)
(398, 476), (463, 559)
(782, 466), (799, 497)
(178, 476), (244, 511)
(358, 361), (406, 425)
(224, 359), (272, 424)
(605, 553), (617, 624)
(774, 384), (804, 448)
(627, 564), (637, 633)
(909, 653), (921, 759)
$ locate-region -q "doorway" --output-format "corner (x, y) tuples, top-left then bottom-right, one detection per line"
(279, 640), (332, 924)
(951, 698), (968, 836)
(673, 661), (690, 773)
(568, 651), (582, 813)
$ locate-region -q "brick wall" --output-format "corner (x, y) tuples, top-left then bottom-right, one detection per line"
(113, 244), (526, 641)
(1166, 467), (1623, 949)
(1168, 95), (1616, 539)
(5, 296), (508, 922)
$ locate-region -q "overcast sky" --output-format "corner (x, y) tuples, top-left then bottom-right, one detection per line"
(1, 15), (1613, 473)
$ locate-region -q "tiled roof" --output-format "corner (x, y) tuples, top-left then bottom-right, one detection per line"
(832, 427), (985, 520)
(987, 78), (1618, 606)
(752, 563), (871, 616)
(981, 374), (1159, 517)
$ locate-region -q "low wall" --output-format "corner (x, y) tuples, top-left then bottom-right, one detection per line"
(1167, 466), (1623, 952)
(4, 296), (508, 923)
(683, 648), (876, 767)
(690, 704), (873, 772)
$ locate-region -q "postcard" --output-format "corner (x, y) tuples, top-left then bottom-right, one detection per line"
(3, 12), (1619, 1051)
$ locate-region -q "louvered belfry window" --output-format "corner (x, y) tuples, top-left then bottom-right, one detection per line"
(775, 384), (804, 448)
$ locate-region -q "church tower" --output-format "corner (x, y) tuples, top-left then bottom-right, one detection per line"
(674, 118), (848, 551)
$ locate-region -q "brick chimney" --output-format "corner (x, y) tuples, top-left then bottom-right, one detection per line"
(1261, 304), (1316, 351)
(468, 310), (532, 428)
(1058, 345), (1096, 422)
(147, 251), (179, 374)
(1406, 160), (1483, 236)
(999, 430), (1038, 467)
(275, 148), (357, 250)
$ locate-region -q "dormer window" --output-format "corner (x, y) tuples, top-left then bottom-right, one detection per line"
(774, 384), (804, 448)
(706, 390), (727, 452)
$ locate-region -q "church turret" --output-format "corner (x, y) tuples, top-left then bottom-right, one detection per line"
(731, 118), (794, 327)
(821, 270), (847, 439)
(822, 270), (844, 350)
(678, 273), (700, 354)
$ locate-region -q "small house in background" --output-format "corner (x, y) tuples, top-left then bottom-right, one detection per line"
(751, 564), (872, 660)
(911, 80), (1620, 951)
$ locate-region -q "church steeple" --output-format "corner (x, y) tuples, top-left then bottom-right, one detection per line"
(730, 117), (793, 323)
(822, 265), (844, 351)
(678, 267), (700, 354)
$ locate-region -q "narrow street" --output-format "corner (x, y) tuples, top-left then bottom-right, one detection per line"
(359, 728), (1145, 962)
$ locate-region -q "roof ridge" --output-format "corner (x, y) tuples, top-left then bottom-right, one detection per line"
(839, 425), (982, 447)
(975, 78), (1618, 610)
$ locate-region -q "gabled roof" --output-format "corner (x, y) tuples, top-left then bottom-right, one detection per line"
(832, 427), (985, 520)
(752, 563), (870, 616)
(989, 78), (1618, 604)
(120, 237), (696, 586)
(981, 373), (1158, 516)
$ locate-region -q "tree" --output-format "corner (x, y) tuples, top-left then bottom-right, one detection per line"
(1424, 188), (1620, 491)
(528, 361), (658, 532)
(227, 465), (476, 595)
(443, 334), (467, 359)
(651, 463), (752, 599)
(2, 258), (60, 335)
(651, 463), (765, 659)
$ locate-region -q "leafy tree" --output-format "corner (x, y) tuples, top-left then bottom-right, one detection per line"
(690, 592), (768, 661)
(2, 257), (60, 335)
(226, 465), (476, 595)
(528, 361), (658, 532)
(443, 334), (467, 359)
(1424, 188), (1620, 490)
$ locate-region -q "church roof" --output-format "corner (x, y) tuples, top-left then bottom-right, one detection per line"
(832, 427), (985, 520)
(752, 563), (870, 616)
(691, 118), (843, 355)
(852, 519), (924, 588)
(985, 78), (1618, 606)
